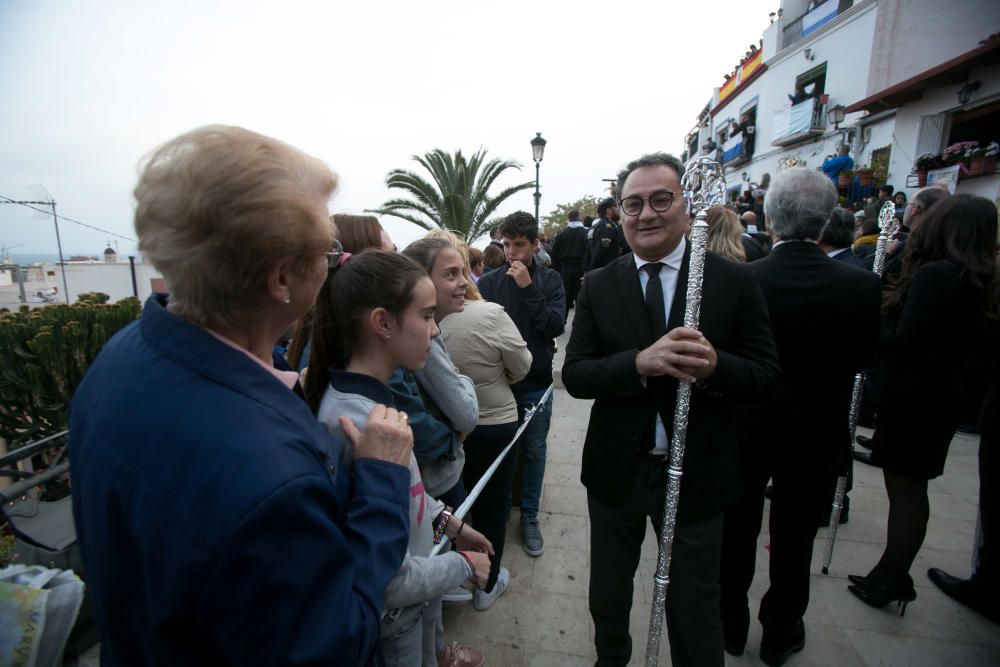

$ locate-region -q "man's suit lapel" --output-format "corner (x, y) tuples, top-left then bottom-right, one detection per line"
(666, 242), (692, 331)
(617, 256), (653, 346)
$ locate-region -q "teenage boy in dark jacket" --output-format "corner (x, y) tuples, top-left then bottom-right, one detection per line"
(479, 211), (566, 557)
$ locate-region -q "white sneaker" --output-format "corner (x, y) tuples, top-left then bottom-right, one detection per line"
(442, 584), (473, 603)
(472, 566), (509, 611)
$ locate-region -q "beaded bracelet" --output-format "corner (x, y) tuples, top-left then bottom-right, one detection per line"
(433, 507), (453, 544)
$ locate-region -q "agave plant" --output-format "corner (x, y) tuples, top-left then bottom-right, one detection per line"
(368, 148), (535, 242)
(0, 292), (141, 447)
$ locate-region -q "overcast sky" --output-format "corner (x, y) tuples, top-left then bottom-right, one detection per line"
(0, 0), (775, 256)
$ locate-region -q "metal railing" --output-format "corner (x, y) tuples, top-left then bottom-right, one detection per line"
(782, 0), (854, 50)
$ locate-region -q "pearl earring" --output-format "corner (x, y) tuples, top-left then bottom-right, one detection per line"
(284, 298), (291, 304)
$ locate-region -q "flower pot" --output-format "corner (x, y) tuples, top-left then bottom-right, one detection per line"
(968, 158), (985, 176)
(838, 173), (852, 187)
(917, 170), (928, 187)
(857, 170), (874, 187)
(983, 156), (997, 174)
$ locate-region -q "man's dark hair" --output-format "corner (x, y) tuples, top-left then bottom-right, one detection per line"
(820, 207), (856, 249)
(583, 215), (594, 227)
(597, 197), (616, 216)
(499, 211), (539, 242)
(862, 218), (880, 236)
(879, 184), (894, 197)
(615, 153), (685, 200)
(568, 209), (580, 222)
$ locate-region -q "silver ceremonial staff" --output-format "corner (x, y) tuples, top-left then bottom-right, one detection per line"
(645, 156), (726, 666)
(821, 200), (899, 574)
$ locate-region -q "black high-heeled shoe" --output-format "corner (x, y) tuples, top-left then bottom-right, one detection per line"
(848, 574), (871, 586)
(848, 581), (917, 616)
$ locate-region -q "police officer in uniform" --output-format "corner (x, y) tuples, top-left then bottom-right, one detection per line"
(584, 197), (628, 271)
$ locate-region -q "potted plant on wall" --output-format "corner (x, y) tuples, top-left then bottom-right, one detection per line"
(913, 153), (944, 186)
(838, 168), (854, 188)
(855, 165), (874, 187)
(967, 141), (999, 176)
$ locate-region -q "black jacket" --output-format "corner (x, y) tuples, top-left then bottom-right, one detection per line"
(550, 226), (588, 271)
(479, 260), (566, 393)
(563, 248), (780, 520)
(584, 218), (627, 271)
(748, 242), (881, 471)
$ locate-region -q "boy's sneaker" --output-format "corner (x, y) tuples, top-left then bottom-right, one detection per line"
(473, 566), (510, 611)
(438, 642), (484, 667)
(521, 517), (544, 557)
(441, 584), (473, 603)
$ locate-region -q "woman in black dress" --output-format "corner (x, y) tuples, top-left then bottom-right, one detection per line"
(848, 194), (1000, 613)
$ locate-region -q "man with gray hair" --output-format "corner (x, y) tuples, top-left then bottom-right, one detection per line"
(719, 168), (881, 665)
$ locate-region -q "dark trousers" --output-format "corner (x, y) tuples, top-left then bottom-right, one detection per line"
(560, 261), (583, 316)
(462, 421), (518, 591)
(975, 426), (997, 591)
(588, 459), (724, 667)
(720, 439), (835, 642)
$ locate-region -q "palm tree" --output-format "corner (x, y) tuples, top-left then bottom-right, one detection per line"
(368, 148), (535, 242)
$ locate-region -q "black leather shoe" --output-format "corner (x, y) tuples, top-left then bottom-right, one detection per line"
(853, 450), (881, 467)
(855, 434), (874, 450)
(724, 638), (745, 657)
(928, 568), (1000, 624)
(760, 619), (805, 667)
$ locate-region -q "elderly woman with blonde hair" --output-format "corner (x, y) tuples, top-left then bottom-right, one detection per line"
(69, 125), (413, 665)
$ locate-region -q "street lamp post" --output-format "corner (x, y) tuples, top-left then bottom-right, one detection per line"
(531, 132), (547, 223)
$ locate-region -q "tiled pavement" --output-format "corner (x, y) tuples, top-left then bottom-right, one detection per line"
(442, 314), (1000, 667)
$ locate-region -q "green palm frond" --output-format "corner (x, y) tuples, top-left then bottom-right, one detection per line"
(374, 147), (534, 241)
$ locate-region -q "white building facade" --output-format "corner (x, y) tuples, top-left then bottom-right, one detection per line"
(683, 0), (1000, 206)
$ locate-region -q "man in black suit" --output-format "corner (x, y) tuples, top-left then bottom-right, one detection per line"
(562, 153), (780, 667)
(719, 168), (881, 665)
(818, 207), (867, 268)
(550, 208), (588, 318)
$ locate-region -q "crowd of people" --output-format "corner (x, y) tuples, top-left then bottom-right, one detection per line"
(67, 125), (997, 667)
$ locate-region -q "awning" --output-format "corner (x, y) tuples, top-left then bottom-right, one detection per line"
(845, 34), (1000, 114)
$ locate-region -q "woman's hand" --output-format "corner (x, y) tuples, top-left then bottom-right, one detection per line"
(461, 551), (491, 587)
(451, 521), (494, 555)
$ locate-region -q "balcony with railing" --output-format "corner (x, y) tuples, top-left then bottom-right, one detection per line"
(771, 97), (827, 147)
(781, 0), (854, 50)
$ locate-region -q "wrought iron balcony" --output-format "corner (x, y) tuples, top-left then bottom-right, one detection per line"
(782, 0), (854, 50)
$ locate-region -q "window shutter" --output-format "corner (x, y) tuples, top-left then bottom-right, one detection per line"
(915, 114), (946, 157)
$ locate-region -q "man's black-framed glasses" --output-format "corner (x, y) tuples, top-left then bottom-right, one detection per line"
(619, 190), (676, 216)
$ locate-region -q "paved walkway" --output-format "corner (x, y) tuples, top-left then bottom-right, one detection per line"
(442, 314), (1000, 666)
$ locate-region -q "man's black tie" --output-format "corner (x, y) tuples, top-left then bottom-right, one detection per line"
(643, 262), (667, 339)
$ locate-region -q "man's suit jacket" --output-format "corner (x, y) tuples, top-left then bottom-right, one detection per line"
(748, 242), (880, 469)
(562, 247), (780, 521)
(830, 247), (866, 268)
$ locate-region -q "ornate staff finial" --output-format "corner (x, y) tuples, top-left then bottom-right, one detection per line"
(681, 156), (727, 214)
